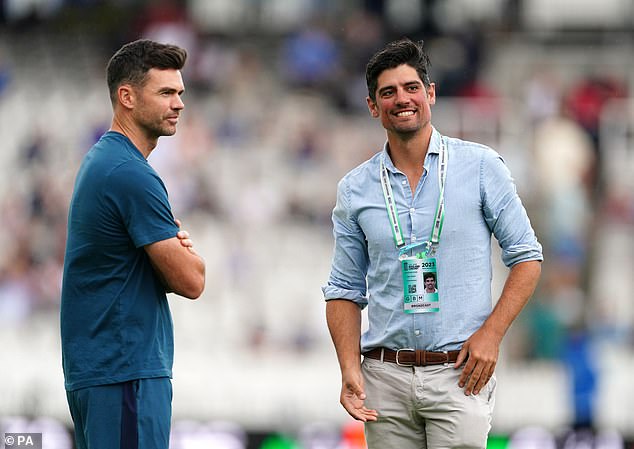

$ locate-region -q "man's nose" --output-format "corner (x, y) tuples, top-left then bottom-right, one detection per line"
(394, 88), (410, 104)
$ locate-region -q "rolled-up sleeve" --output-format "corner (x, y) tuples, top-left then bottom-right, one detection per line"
(322, 177), (369, 308)
(481, 153), (543, 267)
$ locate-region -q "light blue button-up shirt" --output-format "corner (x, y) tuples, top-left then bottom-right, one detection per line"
(322, 128), (543, 352)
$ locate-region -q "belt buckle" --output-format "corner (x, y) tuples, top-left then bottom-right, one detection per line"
(395, 348), (415, 367)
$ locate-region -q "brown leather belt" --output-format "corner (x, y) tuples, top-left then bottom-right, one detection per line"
(363, 348), (460, 367)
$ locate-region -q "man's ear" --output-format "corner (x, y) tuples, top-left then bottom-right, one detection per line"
(366, 96), (379, 118)
(118, 85), (135, 110)
(427, 83), (436, 105)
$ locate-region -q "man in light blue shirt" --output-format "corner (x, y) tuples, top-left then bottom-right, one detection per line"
(323, 38), (542, 449)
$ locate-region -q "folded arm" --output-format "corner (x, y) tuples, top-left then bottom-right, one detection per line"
(145, 219), (205, 299)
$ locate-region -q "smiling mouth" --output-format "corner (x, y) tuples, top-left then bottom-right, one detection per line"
(395, 111), (415, 117)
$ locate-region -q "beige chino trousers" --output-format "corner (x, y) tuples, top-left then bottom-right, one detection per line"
(362, 356), (496, 449)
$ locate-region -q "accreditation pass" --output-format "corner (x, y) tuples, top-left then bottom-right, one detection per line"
(401, 256), (439, 313)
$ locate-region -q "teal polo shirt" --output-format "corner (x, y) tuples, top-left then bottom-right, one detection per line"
(61, 131), (179, 391)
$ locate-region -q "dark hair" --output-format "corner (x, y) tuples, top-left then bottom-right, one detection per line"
(366, 38), (431, 102)
(106, 39), (187, 103)
(424, 272), (436, 281)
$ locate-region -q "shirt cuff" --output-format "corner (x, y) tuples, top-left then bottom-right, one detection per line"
(321, 285), (368, 308)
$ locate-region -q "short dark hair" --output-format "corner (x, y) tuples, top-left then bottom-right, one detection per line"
(424, 272), (436, 281)
(106, 39), (187, 103)
(366, 38), (431, 102)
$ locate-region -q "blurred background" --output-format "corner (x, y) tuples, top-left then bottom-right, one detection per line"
(1, 0), (633, 448)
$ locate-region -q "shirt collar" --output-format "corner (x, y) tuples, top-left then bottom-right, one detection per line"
(381, 127), (442, 173)
(105, 131), (148, 162)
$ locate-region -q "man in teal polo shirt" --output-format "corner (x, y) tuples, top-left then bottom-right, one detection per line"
(61, 39), (206, 449)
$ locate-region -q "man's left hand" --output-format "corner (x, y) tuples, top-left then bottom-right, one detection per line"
(454, 327), (501, 395)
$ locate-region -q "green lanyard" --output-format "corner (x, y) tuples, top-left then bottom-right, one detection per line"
(380, 137), (448, 257)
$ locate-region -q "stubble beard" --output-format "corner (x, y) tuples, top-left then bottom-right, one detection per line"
(142, 117), (177, 140)
(389, 110), (423, 140)
(393, 124), (420, 141)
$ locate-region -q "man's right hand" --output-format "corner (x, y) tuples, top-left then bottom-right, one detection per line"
(340, 371), (378, 422)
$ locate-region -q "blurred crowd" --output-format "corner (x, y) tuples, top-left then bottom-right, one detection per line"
(1, 0), (634, 438)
